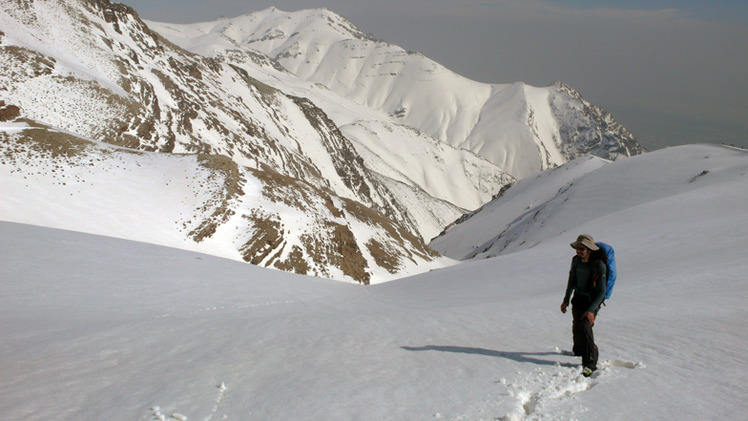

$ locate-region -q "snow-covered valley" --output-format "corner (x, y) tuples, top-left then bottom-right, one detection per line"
(1, 1), (746, 419)
(0, 0), (644, 274)
(2, 144), (747, 420)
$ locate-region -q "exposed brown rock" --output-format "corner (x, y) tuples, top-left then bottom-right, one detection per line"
(0, 103), (21, 122)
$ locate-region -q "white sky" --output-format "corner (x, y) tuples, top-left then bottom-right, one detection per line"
(123, 0), (748, 150)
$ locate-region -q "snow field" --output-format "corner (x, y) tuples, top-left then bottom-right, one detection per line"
(1, 39), (747, 420)
(2, 143), (748, 420)
(3, 3), (745, 419)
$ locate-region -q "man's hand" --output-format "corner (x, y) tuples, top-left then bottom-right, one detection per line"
(583, 311), (595, 326)
(560, 302), (568, 313)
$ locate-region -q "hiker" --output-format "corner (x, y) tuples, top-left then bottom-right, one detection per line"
(560, 234), (607, 377)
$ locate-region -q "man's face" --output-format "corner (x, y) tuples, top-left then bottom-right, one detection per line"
(576, 246), (590, 260)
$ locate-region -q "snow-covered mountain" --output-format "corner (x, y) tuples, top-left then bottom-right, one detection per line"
(1, 0), (644, 282)
(0, 119), (452, 283)
(2, 2), (746, 418)
(431, 144), (748, 261)
(148, 7), (645, 180)
(0, 0), (515, 244)
(2, 143), (746, 420)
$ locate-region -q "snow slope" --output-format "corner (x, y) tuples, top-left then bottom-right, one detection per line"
(1, 144), (747, 420)
(432, 144), (748, 260)
(148, 7), (644, 180)
(0, 0), (514, 242)
(0, 120), (450, 284)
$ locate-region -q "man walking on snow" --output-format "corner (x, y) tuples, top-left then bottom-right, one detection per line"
(561, 234), (607, 377)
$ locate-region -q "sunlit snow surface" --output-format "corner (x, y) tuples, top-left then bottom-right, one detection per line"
(2, 144), (747, 420)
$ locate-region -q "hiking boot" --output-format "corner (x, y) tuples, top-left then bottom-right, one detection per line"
(581, 366), (595, 377)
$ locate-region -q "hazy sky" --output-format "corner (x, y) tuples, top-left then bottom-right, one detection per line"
(124, 0), (748, 150)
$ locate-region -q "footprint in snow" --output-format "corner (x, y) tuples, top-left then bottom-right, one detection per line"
(497, 359), (644, 420)
(157, 300), (297, 318)
(606, 359), (645, 369)
(151, 382), (227, 421)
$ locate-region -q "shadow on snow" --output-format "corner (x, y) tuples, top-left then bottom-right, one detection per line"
(401, 345), (577, 368)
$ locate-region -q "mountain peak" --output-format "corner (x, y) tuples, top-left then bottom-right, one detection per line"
(173, 9), (643, 179)
(1, 0), (644, 282)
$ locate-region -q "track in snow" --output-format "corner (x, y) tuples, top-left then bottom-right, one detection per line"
(151, 382), (228, 421)
(498, 357), (644, 420)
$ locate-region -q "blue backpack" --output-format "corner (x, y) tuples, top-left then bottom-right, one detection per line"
(595, 242), (617, 300)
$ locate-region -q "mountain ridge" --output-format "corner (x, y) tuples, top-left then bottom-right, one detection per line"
(152, 6), (645, 179)
(2, 0), (643, 282)
(1, 0), (515, 243)
(430, 143), (748, 260)
(0, 118), (448, 283)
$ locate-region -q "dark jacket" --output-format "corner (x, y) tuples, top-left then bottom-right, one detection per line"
(563, 256), (607, 314)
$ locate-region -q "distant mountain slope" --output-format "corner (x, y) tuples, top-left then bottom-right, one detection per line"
(431, 144), (748, 260)
(0, 0), (514, 243)
(149, 7), (646, 180)
(0, 0), (646, 282)
(0, 119), (449, 283)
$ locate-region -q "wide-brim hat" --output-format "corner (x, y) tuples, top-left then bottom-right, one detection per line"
(570, 234), (599, 251)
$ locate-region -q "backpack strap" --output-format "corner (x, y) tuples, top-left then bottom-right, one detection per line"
(590, 259), (606, 289)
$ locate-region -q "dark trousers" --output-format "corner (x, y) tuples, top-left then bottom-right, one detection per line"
(571, 296), (599, 369)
